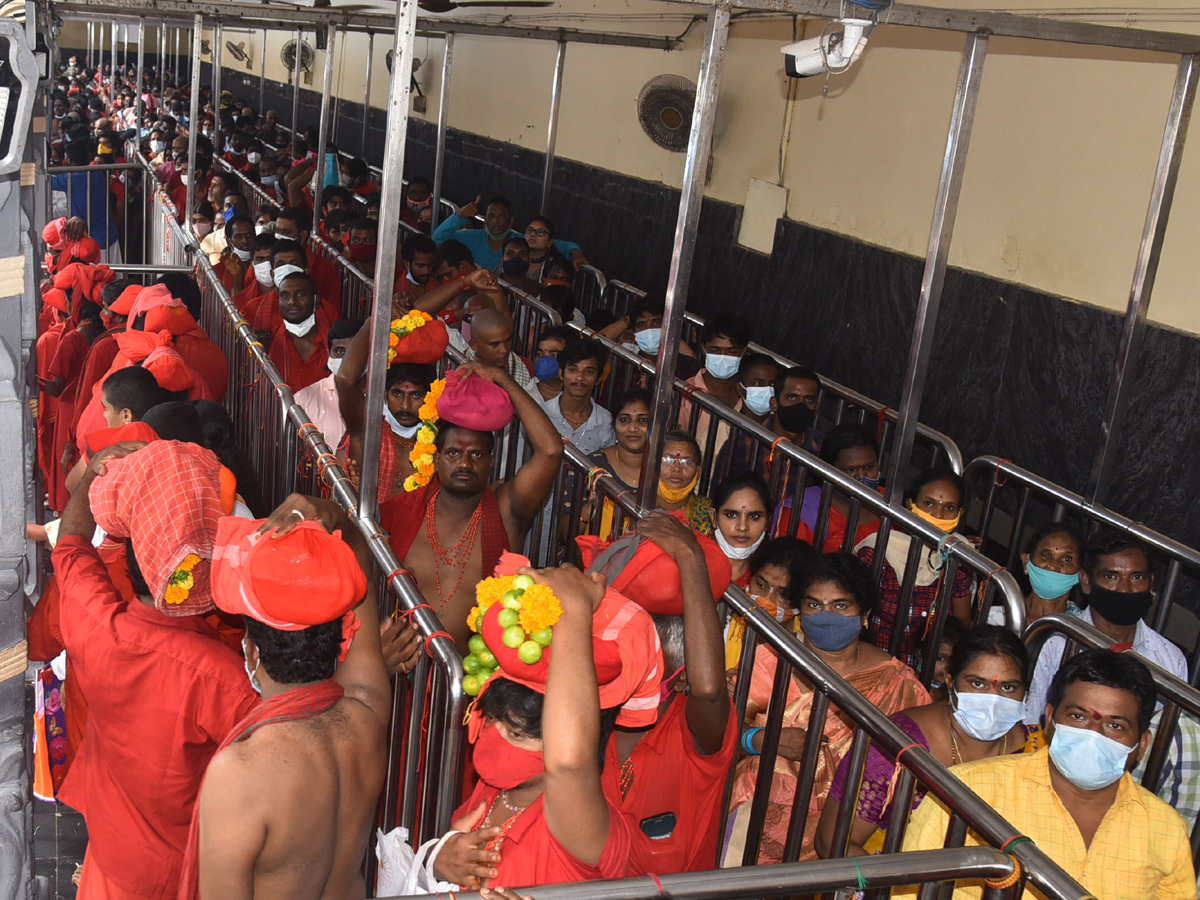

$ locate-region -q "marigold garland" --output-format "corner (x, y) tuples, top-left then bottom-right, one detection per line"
(517, 584), (562, 634)
(164, 553), (203, 606)
(386, 310), (434, 365)
(461, 574), (563, 696)
(405, 377), (446, 492)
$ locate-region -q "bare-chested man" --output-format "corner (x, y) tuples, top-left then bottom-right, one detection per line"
(179, 494), (391, 900)
(378, 359), (563, 667)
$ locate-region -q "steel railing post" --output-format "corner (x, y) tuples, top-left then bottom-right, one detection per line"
(212, 21), (223, 157)
(290, 26), (302, 142)
(258, 27), (267, 115)
(360, 32), (374, 156)
(430, 32), (452, 230)
(359, 0), (418, 517)
(184, 15), (203, 225)
(540, 39), (566, 215)
(637, 1), (730, 509)
(884, 32), (988, 503)
(312, 26), (338, 236)
(1085, 54), (1196, 505)
(135, 18), (145, 142)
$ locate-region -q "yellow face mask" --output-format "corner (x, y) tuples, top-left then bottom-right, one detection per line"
(97, 144), (113, 156)
(658, 472), (700, 504)
(908, 501), (961, 533)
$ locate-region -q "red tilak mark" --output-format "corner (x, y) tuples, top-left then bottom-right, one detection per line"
(1091, 710), (1103, 721)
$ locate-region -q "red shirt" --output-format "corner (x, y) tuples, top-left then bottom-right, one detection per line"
(173, 329), (229, 401)
(48, 327), (90, 403)
(601, 695), (738, 874)
(454, 781), (634, 887)
(53, 535), (257, 899)
(70, 328), (123, 438)
(267, 311), (331, 393)
(231, 277), (267, 315)
(307, 252), (343, 310)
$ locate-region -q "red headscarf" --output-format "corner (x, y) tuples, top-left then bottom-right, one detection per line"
(437, 369), (513, 432)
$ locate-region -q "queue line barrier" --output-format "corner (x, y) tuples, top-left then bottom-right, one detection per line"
(46, 159), (150, 266)
(1025, 613), (1200, 859)
(144, 169), (468, 855)
(966, 455), (1200, 675)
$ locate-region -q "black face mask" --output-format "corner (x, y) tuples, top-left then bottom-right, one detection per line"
(501, 257), (530, 277)
(776, 401), (816, 436)
(1084, 583), (1153, 627)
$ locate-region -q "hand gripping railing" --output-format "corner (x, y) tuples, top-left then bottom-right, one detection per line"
(379, 847), (1018, 900)
(153, 202), (467, 848)
(594, 278), (963, 475)
(531, 444), (1088, 900)
(966, 455), (1200, 669)
(1024, 613), (1200, 860)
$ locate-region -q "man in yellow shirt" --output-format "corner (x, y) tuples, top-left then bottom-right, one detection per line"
(903, 648), (1194, 899)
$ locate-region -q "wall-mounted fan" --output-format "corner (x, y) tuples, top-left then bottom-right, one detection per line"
(225, 40), (251, 70)
(418, 0), (553, 9)
(200, 38), (211, 56)
(384, 50), (423, 75)
(637, 74), (696, 153)
(281, 38), (315, 74)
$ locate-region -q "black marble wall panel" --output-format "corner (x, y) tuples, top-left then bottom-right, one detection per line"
(181, 74), (1200, 606)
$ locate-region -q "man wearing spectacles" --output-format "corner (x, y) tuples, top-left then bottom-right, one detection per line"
(432, 194), (588, 270)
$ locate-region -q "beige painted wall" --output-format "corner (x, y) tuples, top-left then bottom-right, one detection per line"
(58, 11), (1200, 335)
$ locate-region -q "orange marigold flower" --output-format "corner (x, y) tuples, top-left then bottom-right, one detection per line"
(164, 584), (187, 605)
(181, 553), (202, 569)
(467, 606), (481, 632)
(475, 575), (515, 613)
(518, 584), (562, 634)
(389, 332), (400, 347)
(417, 462), (435, 478)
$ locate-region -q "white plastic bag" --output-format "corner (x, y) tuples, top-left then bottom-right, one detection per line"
(375, 827), (458, 896)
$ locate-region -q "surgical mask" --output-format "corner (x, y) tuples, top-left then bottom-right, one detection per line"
(635, 328), (662, 355)
(192, 221), (211, 238)
(223, 208), (237, 222)
(252, 260), (274, 286)
(1084, 584), (1152, 627)
(327, 356), (343, 375)
(714, 527), (766, 561)
(340, 174), (353, 188)
(232, 246), (251, 261)
(180, 174), (191, 186)
(534, 355), (559, 381)
(255, 224), (269, 235)
(150, 140), (165, 153)
(502, 256), (530, 277)
(1048, 722), (1136, 790)
(247, 151), (261, 165)
(242, 638), (262, 694)
(743, 385), (774, 416)
(800, 610), (862, 652)
(706, 353), (741, 380)
(1026, 563), (1080, 601)
(261, 174), (277, 188)
(283, 312), (316, 336)
(908, 502), (962, 534)
(272, 264), (306, 289)
(857, 473), (884, 491)
(383, 405), (419, 439)
(621, 341), (639, 355)
(775, 401), (815, 436)
(951, 689), (1026, 742)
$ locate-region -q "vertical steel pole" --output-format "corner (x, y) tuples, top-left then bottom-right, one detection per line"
(212, 21), (223, 157)
(159, 25), (166, 97)
(110, 22), (116, 90)
(361, 32), (374, 156)
(636, 3), (731, 510)
(290, 27), (302, 144)
(135, 18), (145, 140)
(430, 32), (452, 229)
(883, 33), (989, 503)
(540, 39), (566, 215)
(87, 22), (93, 69)
(359, 0), (418, 518)
(312, 27), (338, 235)
(1085, 54), (1196, 505)
(174, 27), (180, 85)
(258, 28), (267, 116)
(184, 14), (203, 224)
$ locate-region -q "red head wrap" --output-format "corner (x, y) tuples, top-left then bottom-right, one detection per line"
(436, 369), (513, 432)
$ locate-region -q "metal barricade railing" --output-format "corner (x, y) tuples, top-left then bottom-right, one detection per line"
(573, 263), (606, 315)
(492, 440), (1086, 900)
(1024, 613), (1200, 859)
(967, 455), (1200, 672)
(499, 277), (563, 361)
(592, 279), (963, 475)
(46, 160), (148, 265)
(146, 186), (467, 851)
(309, 235), (376, 321)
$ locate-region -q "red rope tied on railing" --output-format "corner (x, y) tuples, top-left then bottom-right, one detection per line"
(384, 567), (414, 585)
(314, 451), (340, 484)
(767, 436), (789, 468)
(296, 422), (321, 443)
(423, 631), (456, 658)
(876, 406), (893, 443)
(648, 872), (666, 895)
(994, 457), (1013, 488)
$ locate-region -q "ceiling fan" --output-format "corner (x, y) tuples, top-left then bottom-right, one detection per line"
(306, 0), (554, 9)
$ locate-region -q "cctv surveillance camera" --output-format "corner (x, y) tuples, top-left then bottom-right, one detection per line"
(781, 19), (871, 78)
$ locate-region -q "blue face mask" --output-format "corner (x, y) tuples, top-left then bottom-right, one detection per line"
(857, 473), (884, 490)
(800, 610), (862, 652)
(951, 690), (1026, 742)
(635, 328), (662, 355)
(1026, 562), (1080, 601)
(1048, 722), (1136, 790)
(534, 355), (559, 381)
(705, 352), (741, 380)
(323, 153), (340, 188)
(743, 385), (773, 416)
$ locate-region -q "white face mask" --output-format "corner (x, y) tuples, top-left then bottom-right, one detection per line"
(255, 224), (268, 235)
(714, 526), (766, 561)
(620, 341), (639, 355)
(743, 385), (774, 416)
(232, 246), (252, 261)
(950, 689), (1026, 743)
(252, 260), (274, 286)
(272, 264), (306, 289)
(261, 175), (277, 188)
(383, 405), (419, 439)
(283, 312), (316, 337)
(180, 174), (190, 186)
(247, 151), (262, 165)
(327, 356), (343, 375)
(150, 140), (165, 154)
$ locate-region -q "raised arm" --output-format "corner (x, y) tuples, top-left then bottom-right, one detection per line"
(463, 361), (564, 537)
(59, 441), (147, 539)
(413, 267), (498, 317)
(527, 564), (609, 866)
(636, 513), (730, 755)
(432, 194), (480, 242)
(333, 318), (370, 455)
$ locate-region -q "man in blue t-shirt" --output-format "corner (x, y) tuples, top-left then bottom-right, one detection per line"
(432, 194), (585, 271)
(51, 139), (121, 258)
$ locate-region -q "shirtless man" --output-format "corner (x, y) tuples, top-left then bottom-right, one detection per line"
(379, 360), (563, 660)
(185, 494), (391, 900)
